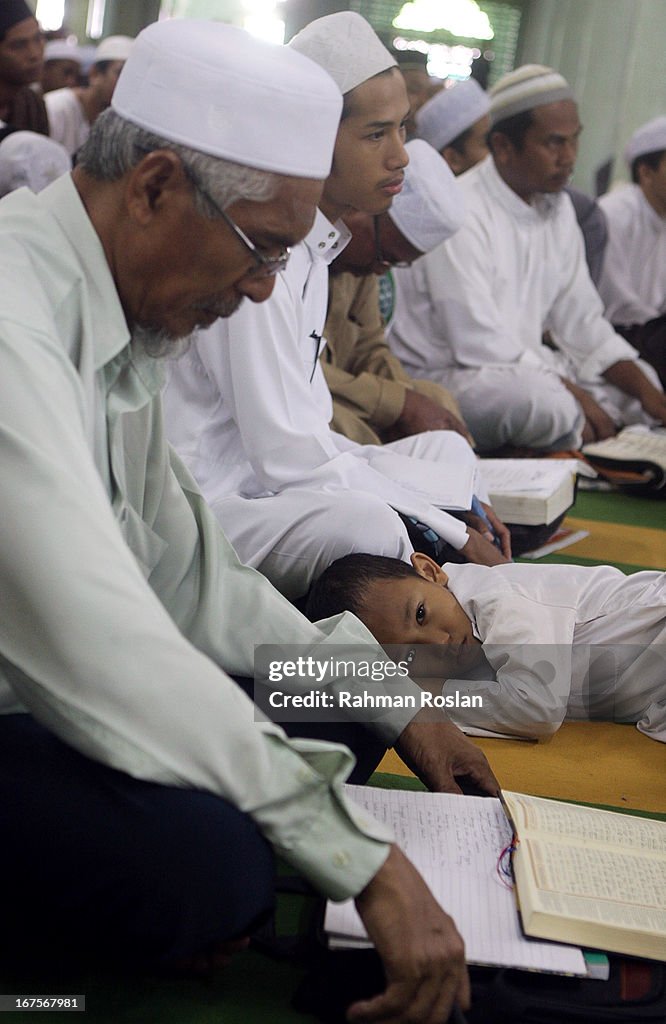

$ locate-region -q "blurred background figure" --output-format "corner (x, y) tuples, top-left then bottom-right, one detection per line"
(416, 77), (490, 175)
(0, 0), (47, 135)
(45, 34), (133, 158)
(0, 128), (70, 196)
(393, 48), (432, 139)
(41, 39), (82, 93)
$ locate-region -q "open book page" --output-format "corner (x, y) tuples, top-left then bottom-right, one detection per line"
(503, 792), (666, 854)
(325, 786), (586, 974)
(364, 449), (475, 510)
(504, 792), (666, 957)
(582, 426), (666, 470)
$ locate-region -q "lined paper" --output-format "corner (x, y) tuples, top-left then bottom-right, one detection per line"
(326, 786), (586, 975)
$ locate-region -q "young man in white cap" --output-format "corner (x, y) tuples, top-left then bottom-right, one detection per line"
(323, 138), (473, 447)
(388, 63), (666, 452)
(41, 38), (82, 93)
(0, 0), (47, 134)
(0, 20), (495, 1014)
(165, 11), (508, 612)
(45, 33), (133, 156)
(416, 76), (490, 175)
(598, 115), (666, 387)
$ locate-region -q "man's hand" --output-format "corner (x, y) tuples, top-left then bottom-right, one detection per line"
(473, 501), (512, 559)
(461, 526), (510, 566)
(351, 844), (469, 1024)
(395, 710), (500, 796)
(561, 378), (617, 443)
(384, 389), (473, 444)
(639, 388), (666, 425)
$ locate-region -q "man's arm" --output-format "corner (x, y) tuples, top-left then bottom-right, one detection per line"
(603, 358), (666, 424)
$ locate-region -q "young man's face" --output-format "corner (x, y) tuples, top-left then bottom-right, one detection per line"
(0, 16), (44, 87)
(42, 58), (80, 93)
(358, 554), (482, 676)
(322, 67), (410, 219)
(444, 113), (490, 176)
(496, 99), (581, 200)
(89, 60), (125, 108)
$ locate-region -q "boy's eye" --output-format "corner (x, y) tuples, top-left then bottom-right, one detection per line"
(415, 603), (425, 625)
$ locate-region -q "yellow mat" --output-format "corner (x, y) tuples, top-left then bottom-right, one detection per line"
(563, 516), (666, 570)
(379, 722), (666, 812)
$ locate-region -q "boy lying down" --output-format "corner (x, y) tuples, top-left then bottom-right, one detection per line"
(305, 554), (666, 742)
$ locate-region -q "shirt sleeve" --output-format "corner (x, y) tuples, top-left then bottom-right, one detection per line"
(545, 200), (639, 381)
(442, 592), (577, 739)
(597, 197), (662, 325)
(0, 315), (393, 901)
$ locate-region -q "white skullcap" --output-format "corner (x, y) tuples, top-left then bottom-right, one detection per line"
(289, 11), (396, 95)
(112, 20), (343, 179)
(388, 139), (464, 253)
(624, 115), (666, 166)
(44, 40), (83, 64)
(489, 64), (573, 126)
(0, 131), (70, 197)
(416, 78), (489, 152)
(94, 35), (134, 64)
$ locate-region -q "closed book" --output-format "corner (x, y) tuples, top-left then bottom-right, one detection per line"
(479, 459), (580, 525)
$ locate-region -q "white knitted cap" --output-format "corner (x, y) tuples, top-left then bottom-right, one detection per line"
(624, 116), (666, 166)
(0, 131), (70, 197)
(288, 11), (396, 95)
(389, 139), (464, 252)
(489, 64), (573, 126)
(112, 19), (343, 179)
(416, 78), (489, 151)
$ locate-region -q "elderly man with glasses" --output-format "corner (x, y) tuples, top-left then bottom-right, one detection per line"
(0, 24), (503, 1016)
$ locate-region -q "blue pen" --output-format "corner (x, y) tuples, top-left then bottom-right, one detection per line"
(470, 495), (502, 549)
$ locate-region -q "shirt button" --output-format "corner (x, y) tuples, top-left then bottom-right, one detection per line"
(328, 231), (335, 239)
(332, 850), (351, 867)
(318, 241), (326, 249)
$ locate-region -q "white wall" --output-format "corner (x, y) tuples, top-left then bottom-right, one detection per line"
(517, 0), (666, 193)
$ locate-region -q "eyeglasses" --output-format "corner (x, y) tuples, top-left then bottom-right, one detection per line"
(195, 179), (291, 278)
(373, 216), (412, 270)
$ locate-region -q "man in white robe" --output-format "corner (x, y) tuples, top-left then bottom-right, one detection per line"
(598, 116), (666, 387)
(165, 13), (508, 603)
(388, 64), (666, 453)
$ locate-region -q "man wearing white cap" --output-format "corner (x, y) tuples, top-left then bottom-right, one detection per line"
(389, 63), (666, 452)
(597, 116), (666, 387)
(41, 38), (82, 93)
(323, 138), (473, 447)
(0, 20), (494, 1008)
(416, 76), (490, 176)
(0, 127), (69, 195)
(45, 33), (133, 157)
(165, 12), (508, 614)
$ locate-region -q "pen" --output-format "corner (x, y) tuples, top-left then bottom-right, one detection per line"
(470, 495), (502, 549)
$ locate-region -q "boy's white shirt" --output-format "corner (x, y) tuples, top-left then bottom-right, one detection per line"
(439, 562), (666, 742)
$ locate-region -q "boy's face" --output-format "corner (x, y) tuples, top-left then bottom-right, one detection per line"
(360, 554), (483, 675)
(322, 67), (410, 219)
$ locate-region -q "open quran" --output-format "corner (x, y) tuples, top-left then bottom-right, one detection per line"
(582, 427), (666, 495)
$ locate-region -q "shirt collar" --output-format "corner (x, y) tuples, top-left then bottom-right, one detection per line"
(305, 207), (352, 266)
(38, 173), (131, 371)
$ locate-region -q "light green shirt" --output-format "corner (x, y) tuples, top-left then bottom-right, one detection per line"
(0, 175), (424, 900)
